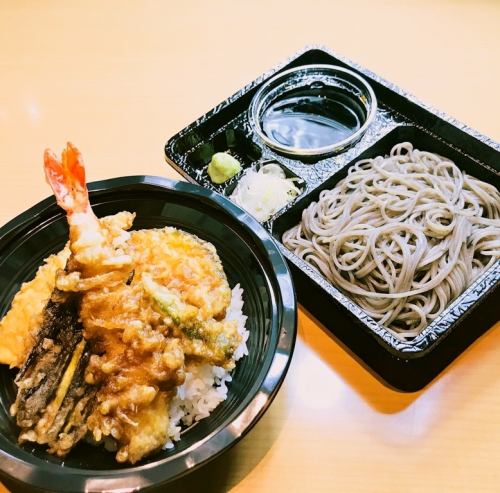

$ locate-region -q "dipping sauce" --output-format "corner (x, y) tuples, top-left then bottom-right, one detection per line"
(261, 86), (366, 150)
(248, 64), (377, 158)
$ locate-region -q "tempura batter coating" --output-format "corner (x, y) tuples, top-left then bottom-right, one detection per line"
(129, 228), (232, 320)
(0, 246), (70, 367)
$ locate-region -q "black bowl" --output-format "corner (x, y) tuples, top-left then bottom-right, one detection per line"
(0, 176), (297, 492)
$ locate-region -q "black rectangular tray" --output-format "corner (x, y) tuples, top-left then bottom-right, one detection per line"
(165, 46), (500, 391)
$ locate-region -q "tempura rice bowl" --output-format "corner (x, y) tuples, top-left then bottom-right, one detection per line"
(0, 176), (296, 492)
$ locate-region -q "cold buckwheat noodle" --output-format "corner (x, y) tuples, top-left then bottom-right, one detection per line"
(282, 142), (500, 340)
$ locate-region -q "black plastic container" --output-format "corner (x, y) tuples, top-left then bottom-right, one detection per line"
(0, 176), (296, 492)
(165, 46), (500, 392)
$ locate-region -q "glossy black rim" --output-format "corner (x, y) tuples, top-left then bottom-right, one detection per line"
(0, 175), (297, 493)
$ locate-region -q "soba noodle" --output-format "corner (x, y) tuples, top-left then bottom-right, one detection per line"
(282, 142), (500, 340)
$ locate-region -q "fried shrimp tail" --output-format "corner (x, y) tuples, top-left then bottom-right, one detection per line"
(44, 144), (104, 263)
(44, 143), (89, 216)
(44, 143), (134, 276)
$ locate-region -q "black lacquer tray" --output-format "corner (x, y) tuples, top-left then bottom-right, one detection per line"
(165, 46), (500, 391)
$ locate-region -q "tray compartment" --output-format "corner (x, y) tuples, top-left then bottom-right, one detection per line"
(224, 159), (305, 223)
(180, 126), (262, 193)
(272, 124), (499, 390)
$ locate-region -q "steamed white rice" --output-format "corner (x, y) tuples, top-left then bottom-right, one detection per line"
(164, 284), (248, 448)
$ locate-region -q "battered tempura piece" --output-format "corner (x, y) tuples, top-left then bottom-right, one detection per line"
(0, 246), (70, 367)
(130, 228), (232, 320)
(2, 142), (242, 464)
(13, 288), (95, 456)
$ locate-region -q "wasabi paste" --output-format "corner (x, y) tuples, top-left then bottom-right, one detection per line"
(207, 152), (242, 184)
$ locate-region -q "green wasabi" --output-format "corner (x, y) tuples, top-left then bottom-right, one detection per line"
(207, 152), (242, 184)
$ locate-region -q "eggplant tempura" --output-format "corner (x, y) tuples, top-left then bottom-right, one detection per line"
(0, 143), (242, 463)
